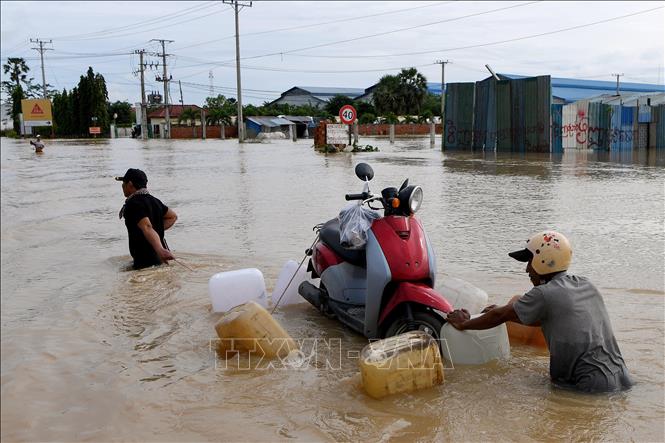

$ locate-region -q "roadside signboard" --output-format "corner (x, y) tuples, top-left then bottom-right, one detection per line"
(339, 105), (357, 124)
(21, 99), (53, 126)
(326, 124), (349, 144)
(89, 127), (101, 135)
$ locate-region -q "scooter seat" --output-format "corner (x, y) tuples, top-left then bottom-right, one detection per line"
(319, 218), (366, 268)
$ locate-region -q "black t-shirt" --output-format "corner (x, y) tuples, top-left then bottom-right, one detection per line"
(123, 194), (169, 269)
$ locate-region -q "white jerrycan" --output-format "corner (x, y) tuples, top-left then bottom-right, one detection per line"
(272, 260), (314, 306)
(440, 314), (510, 365)
(209, 268), (267, 313)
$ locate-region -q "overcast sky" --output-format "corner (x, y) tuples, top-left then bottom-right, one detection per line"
(1, 1), (663, 105)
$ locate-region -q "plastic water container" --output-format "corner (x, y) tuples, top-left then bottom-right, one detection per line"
(209, 268), (267, 313)
(440, 315), (510, 365)
(437, 275), (489, 314)
(215, 301), (298, 359)
(359, 331), (444, 399)
(506, 322), (547, 349)
(271, 260), (312, 306)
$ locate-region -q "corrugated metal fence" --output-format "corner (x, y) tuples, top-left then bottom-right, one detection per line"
(561, 102), (663, 150)
(444, 83), (475, 149)
(446, 75), (664, 151)
(445, 76), (551, 152)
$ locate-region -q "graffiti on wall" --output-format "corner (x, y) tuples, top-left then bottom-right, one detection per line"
(561, 108), (637, 149)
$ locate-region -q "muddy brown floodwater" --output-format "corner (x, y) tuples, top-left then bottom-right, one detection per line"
(1, 137), (664, 442)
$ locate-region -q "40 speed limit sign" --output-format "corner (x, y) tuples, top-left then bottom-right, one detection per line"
(339, 105), (357, 124)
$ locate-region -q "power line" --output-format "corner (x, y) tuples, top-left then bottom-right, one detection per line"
(286, 5), (665, 59)
(30, 38), (53, 98)
(224, 1), (542, 64)
(174, 1), (455, 51)
(152, 39), (174, 138)
(48, 2), (217, 41)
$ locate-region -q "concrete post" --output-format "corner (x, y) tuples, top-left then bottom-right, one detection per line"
(110, 124), (116, 139)
(430, 122), (435, 146)
(389, 124), (395, 144)
(353, 121), (359, 144)
(221, 123), (225, 140)
(289, 124), (295, 141)
(202, 110), (206, 140)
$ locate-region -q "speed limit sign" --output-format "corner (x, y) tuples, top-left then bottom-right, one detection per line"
(339, 105), (357, 124)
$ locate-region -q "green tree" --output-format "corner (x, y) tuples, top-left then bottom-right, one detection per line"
(108, 100), (133, 125)
(421, 93), (442, 119)
(2, 58), (38, 132)
(398, 67), (428, 116)
(372, 68), (429, 117)
(178, 107), (200, 137)
(75, 67), (109, 135)
(324, 95), (354, 116)
(372, 74), (404, 115)
(358, 112), (376, 124)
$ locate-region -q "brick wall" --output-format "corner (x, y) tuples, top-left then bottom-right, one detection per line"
(357, 124), (442, 136)
(170, 125), (238, 139)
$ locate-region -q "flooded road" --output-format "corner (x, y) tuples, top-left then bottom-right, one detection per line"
(1, 136), (664, 442)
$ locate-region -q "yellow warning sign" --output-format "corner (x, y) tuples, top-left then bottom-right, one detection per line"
(21, 99), (53, 122)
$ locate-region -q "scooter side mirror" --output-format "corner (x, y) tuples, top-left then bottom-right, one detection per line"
(355, 163), (374, 181)
(399, 178), (409, 191)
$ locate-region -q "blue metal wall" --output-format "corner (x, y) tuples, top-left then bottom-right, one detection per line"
(551, 104), (563, 153)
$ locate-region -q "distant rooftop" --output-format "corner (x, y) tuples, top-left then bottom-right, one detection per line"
(498, 74), (665, 103)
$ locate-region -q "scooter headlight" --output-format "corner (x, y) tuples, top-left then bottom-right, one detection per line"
(409, 186), (423, 213)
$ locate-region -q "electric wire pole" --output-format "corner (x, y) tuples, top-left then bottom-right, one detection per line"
(223, 0), (252, 143)
(612, 73), (624, 96)
(30, 38), (53, 98)
(435, 60), (450, 150)
(152, 39), (174, 139)
(134, 49), (149, 140)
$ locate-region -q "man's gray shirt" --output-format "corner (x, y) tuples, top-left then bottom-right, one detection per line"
(514, 273), (632, 392)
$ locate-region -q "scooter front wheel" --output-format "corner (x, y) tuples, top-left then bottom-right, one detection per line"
(383, 308), (443, 341)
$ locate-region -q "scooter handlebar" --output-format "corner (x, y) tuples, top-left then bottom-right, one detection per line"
(345, 192), (368, 201)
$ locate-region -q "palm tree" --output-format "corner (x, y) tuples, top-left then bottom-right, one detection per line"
(1, 58), (38, 132)
(398, 68), (428, 116)
(178, 107), (200, 137)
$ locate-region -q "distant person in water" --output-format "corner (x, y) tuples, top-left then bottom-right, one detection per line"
(116, 168), (178, 269)
(30, 135), (44, 153)
(446, 230), (632, 393)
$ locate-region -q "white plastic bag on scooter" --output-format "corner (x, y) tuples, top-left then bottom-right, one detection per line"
(338, 183), (380, 249)
(338, 203), (380, 249)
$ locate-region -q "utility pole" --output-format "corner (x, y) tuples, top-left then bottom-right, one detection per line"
(435, 60), (450, 150)
(179, 80), (184, 106)
(223, 0), (252, 143)
(152, 39), (174, 139)
(134, 49), (149, 140)
(612, 73), (624, 96)
(209, 70), (214, 97)
(30, 38), (53, 98)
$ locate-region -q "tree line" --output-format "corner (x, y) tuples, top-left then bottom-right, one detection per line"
(3, 57), (440, 137)
(202, 67), (441, 125)
(2, 59), (134, 137)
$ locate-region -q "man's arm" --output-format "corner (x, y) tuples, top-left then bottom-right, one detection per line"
(163, 208), (177, 230)
(447, 301), (522, 331)
(137, 217), (174, 262)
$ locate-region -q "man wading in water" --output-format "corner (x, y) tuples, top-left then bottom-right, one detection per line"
(446, 230), (632, 393)
(116, 168), (178, 269)
(30, 134), (45, 153)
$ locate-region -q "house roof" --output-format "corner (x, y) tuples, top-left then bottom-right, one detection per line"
(280, 86), (366, 99)
(281, 115), (312, 123)
(586, 92), (665, 106)
(147, 104), (203, 119)
(246, 116), (295, 127)
(496, 74), (665, 103)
